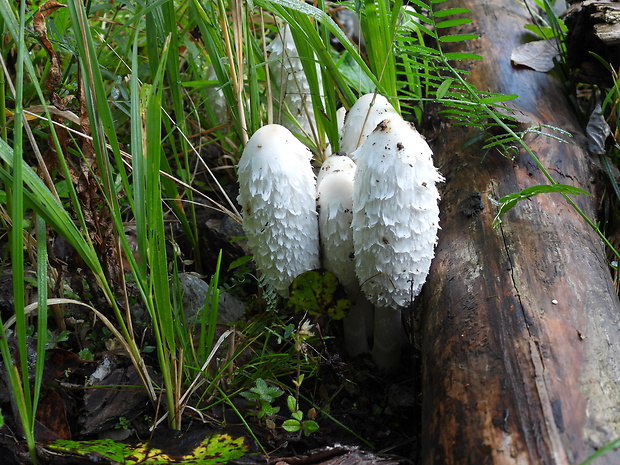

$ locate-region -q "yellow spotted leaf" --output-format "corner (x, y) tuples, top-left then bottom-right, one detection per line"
(47, 431), (248, 464)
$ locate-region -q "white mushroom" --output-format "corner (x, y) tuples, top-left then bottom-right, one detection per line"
(317, 154), (356, 294)
(317, 154), (371, 356)
(237, 124), (320, 296)
(205, 64), (228, 125)
(336, 106), (347, 138)
(352, 116), (443, 369)
(339, 93), (399, 157)
(268, 24), (322, 140)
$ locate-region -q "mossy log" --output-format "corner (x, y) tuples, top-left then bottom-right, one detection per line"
(421, 1), (620, 464)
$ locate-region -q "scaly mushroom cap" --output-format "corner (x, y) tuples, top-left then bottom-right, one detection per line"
(237, 124), (320, 295)
(340, 94), (399, 157)
(268, 24), (321, 137)
(351, 117), (443, 309)
(316, 154), (358, 297)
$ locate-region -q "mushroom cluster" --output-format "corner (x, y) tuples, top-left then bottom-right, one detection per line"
(237, 94), (442, 370)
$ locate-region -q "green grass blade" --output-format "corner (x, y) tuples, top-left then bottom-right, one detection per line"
(139, 34), (179, 428)
(65, 0), (158, 404)
(200, 250), (222, 363)
(158, 0), (200, 256)
(3, 1), (36, 459)
(359, 0), (400, 103)
(130, 31), (148, 275)
(578, 437), (620, 465)
(32, 216), (49, 424)
(0, 143), (102, 276)
(66, 0), (134, 216)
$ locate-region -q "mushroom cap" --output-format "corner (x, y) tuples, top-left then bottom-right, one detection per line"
(351, 117), (443, 309)
(339, 94), (399, 157)
(268, 24), (321, 137)
(237, 124), (320, 295)
(316, 154), (358, 297)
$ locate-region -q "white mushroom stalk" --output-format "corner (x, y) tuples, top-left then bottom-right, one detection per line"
(316, 154), (371, 356)
(205, 64), (228, 125)
(352, 116), (443, 369)
(237, 124), (320, 296)
(268, 24), (323, 142)
(339, 93), (399, 157)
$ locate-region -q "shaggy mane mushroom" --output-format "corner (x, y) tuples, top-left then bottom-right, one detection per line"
(237, 124), (320, 296)
(352, 116), (443, 369)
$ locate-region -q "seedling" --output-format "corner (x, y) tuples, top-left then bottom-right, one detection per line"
(115, 417), (131, 430)
(240, 378), (284, 419)
(281, 396), (319, 436)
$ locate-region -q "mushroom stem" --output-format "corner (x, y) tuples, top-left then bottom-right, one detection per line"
(371, 305), (405, 371)
(344, 293), (373, 356)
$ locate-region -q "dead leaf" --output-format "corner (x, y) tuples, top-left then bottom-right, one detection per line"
(34, 0), (71, 186)
(36, 389), (71, 442)
(511, 39), (559, 72)
(42, 348), (85, 386)
(33, 0), (66, 93)
(586, 101), (611, 156)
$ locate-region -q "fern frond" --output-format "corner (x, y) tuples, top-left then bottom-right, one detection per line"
(259, 274), (279, 314)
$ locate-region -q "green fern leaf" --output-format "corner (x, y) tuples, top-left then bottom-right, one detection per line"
(439, 33), (478, 43)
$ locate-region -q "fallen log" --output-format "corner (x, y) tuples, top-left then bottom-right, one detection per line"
(420, 1), (620, 464)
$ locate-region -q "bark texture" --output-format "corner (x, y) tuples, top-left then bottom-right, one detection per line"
(564, 0), (620, 82)
(421, 1), (620, 464)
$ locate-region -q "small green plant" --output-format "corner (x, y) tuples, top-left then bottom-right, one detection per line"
(282, 395), (319, 436)
(26, 326), (71, 350)
(46, 329), (71, 350)
(115, 416), (131, 430)
(239, 378), (284, 419)
(78, 348), (94, 361)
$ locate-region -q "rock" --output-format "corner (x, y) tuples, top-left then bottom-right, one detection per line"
(178, 272), (245, 324)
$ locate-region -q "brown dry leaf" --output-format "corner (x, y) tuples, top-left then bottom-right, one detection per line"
(33, 0), (66, 34)
(42, 348), (85, 386)
(587, 100), (611, 156)
(33, 0), (66, 92)
(510, 39), (559, 72)
(35, 390), (71, 442)
(75, 69), (107, 269)
(51, 92), (76, 111)
(34, 0), (70, 182)
(74, 71), (124, 287)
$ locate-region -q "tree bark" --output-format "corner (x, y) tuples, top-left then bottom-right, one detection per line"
(563, 0), (620, 83)
(421, 1), (620, 464)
